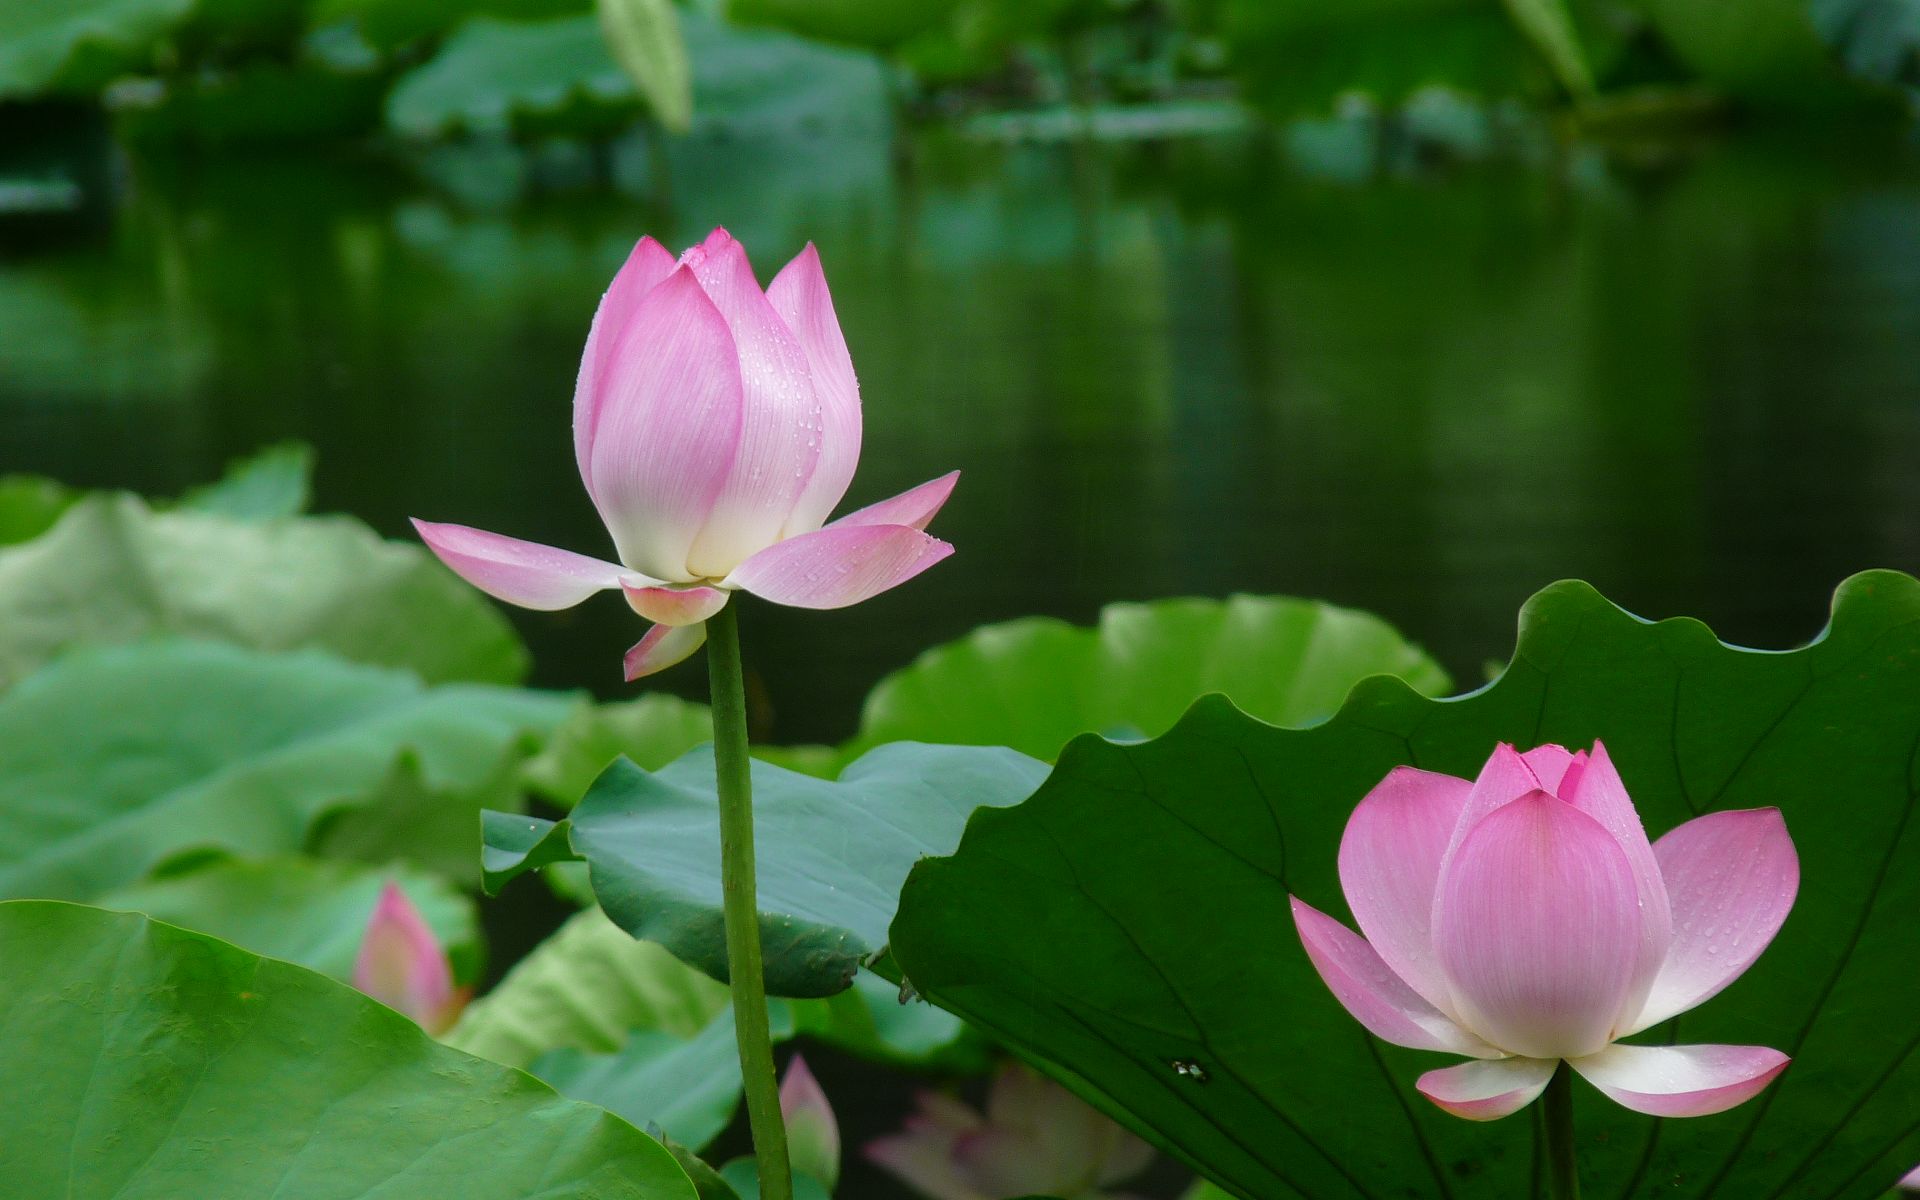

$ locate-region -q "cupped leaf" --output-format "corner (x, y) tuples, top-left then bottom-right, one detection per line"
(451, 906), (979, 1073)
(853, 594), (1450, 762)
(0, 639), (568, 901)
(313, 735), (537, 888)
(726, 0), (962, 48)
(0, 493), (528, 691)
(385, 14), (639, 138)
(0, 900), (694, 1199)
(98, 855), (481, 984)
(1809, 0), (1920, 91)
(486, 743), (1048, 996)
(0, 442), (310, 550)
(522, 695), (836, 810)
(448, 905), (730, 1068)
(1636, 0), (1896, 107)
(891, 572), (1920, 1197)
(173, 441), (313, 518)
(523, 694), (722, 807)
(792, 969), (987, 1071)
(312, 0), (590, 52)
(1222, 0), (1554, 113)
(536, 1004), (798, 1152)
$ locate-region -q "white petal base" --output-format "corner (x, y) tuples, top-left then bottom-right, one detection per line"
(1568, 1043), (1789, 1117)
(1417, 1057), (1558, 1121)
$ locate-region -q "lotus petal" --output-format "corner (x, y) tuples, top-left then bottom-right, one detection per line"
(1569, 1042), (1789, 1116)
(1433, 792), (1642, 1059)
(1336, 766), (1473, 1015)
(1627, 807), (1799, 1033)
(1416, 1057), (1557, 1121)
(411, 520), (637, 611)
(1291, 898), (1498, 1056)
(724, 523), (952, 610)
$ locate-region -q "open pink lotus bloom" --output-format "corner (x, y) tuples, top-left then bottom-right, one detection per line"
(866, 1061), (1154, 1200)
(1291, 741), (1798, 1121)
(353, 882), (466, 1035)
(781, 1053), (841, 1190)
(412, 228), (957, 679)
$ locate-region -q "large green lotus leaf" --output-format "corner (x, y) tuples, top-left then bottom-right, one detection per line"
(535, 1004), (797, 1152)
(0, 493), (528, 690)
(890, 572), (1920, 1198)
(0, 900), (694, 1200)
(852, 594), (1450, 762)
(449, 906), (731, 1067)
(0, 640), (569, 901)
(385, 10), (893, 139)
(485, 743), (1048, 996)
(99, 856), (482, 984)
(525, 596), (1440, 811)
(0, 0), (192, 100)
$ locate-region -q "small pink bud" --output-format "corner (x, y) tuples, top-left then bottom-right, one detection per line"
(780, 1053), (840, 1190)
(352, 882), (465, 1034)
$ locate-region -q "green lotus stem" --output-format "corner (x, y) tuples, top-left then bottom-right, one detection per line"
(1543, 1061), (1579, 1200)
(706, 601), (792, 1200)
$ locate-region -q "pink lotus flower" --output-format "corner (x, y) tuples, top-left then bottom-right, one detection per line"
(353, 882), (466, 1034)
(1291, 741), (1798, 1120)
(412, 228), (957, 679)
(866, 1062), (1154, 1200)
(780, 1054), (841, 1189)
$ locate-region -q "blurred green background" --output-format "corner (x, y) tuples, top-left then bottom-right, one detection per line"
(4, 0), (1918, 743)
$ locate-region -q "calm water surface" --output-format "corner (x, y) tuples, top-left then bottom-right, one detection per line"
(6, 122), (1919, 741)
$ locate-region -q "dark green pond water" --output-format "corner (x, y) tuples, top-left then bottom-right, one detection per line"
(6, 120), (1919, 742)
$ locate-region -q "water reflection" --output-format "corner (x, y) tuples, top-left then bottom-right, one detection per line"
(3, 124), (1916, 740)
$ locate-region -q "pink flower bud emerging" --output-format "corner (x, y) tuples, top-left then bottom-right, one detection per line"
(780, 1054), (840, 1190)
(411, 229), (958, 679)
(352, 882), (464, 1035)
(866, 1062), (1153, 1200)
(1292, 741), (1798, 1120)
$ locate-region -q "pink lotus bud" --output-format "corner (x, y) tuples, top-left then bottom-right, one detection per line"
(1291, 741), (1798, 1120)
(1901, 1166), (1920, 1191)
(779, 1054), (840, 1190)
(411, 229), (958, 679)
(352, 882), (465, 1034)
(866, 1061), (1153, 1200)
